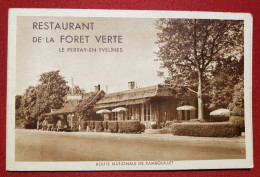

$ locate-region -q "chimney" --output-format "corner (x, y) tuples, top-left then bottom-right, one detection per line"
(94, 84), (100, 92)
(128, 81), (135, 90)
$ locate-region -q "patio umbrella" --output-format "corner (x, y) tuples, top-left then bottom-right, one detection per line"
(112, 107), (127, 112)
(96, 109), (111, 114)
(177, 105), (197, 111)
(210, 108), (230, 116)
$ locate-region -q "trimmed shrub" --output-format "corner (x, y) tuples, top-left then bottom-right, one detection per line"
(160, 127), (174, 134)
(173, 119), (182, 123)
(80, 120), (87, 131)
(107, 121), (118, 133)
(159, 122), (165, 128)
(172, 122), (241, 137)
(230, 116), (245, 132)
(118, 120), (141, 133)
(165, 121), (174, 128)
(151, 123), (157, 129)
(95, 121), (104, 132)
(189, 119), (201, 123)
(103, 121), (108, 131)
(89, 121), (95, 132)
(206, 115), (229, 122)
(24, 122), (37, 129)
(140, 123), (145, 132)
(231, 107), (244, 117)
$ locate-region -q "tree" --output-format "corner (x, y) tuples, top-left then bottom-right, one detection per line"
(37, 70), (69, 115)
(229, 75), (244, 116)
(20, 86), (38, 122)
(15, 95), (23, 120)
(15, 95), (22, 110)
(15, 95), (24, 127)
(209, 56), (244, 109)
(156, 19), (244, 120)
(74, 94), (102, 121)
(16, 70), (69, 125)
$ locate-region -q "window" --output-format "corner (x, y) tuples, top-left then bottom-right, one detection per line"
(127, 106), (132, 120)
(143, 103), (151, 121)
(144, 104), (146, 121)
(147, 103), (151, 121)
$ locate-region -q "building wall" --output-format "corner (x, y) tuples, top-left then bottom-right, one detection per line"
(96, 97), (177, 124)
(150, 97), (177, 124)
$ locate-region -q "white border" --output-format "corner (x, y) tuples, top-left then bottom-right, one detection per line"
(6, 8), (253, 171)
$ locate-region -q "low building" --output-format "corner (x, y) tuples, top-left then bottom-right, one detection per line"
(42, 88), (105, 130)
(94, 83), (179, 125)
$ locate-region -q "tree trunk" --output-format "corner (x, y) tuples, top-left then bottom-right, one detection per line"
(198, 72), (204, 120)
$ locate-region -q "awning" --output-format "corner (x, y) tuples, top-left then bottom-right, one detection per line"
(177, 105), (197, 111)
(112, 107), (127, 112)
(96, 109), (111, 114)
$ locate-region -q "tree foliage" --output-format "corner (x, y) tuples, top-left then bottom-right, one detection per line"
(15, 70), (69, 126)
(209, 56), (244, 109)
(74, 94), (102, 121)
(156, 18), (244, 119)
(229, 75), (244, 116)
(37, 70), (69, 114)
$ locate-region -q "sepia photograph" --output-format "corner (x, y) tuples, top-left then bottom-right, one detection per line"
(6, 9), (253, 171)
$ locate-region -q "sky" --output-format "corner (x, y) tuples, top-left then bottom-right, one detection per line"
(16, 16), (164, 95)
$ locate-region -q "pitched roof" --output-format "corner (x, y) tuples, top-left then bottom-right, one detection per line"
(45, 91), (104, 116)
(95, 85), (174, 109)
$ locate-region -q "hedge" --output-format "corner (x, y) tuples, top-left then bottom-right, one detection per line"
(151, 123), (157, 129)
(230, 116), (245, 132)
(160, 127), (174, 134)
(107, 121), (118, 133)
(118, 120), (141, 133)
(95, 121), (104, 132)
(140, 123), (145, 132)
(173, 120), (182, 123)
(165, 121), (174, 128)
(206, 115), (229, 122)
(189, 119), (201, 123)
(24, 122), (37, 129)
(172, 122), (241, 137)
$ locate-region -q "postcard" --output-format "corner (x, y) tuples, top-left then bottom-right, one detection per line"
(6, 8), (253, 171)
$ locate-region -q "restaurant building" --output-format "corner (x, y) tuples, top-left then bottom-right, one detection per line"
(41, 82), (197, 130)
(94, 82), (180, 126)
